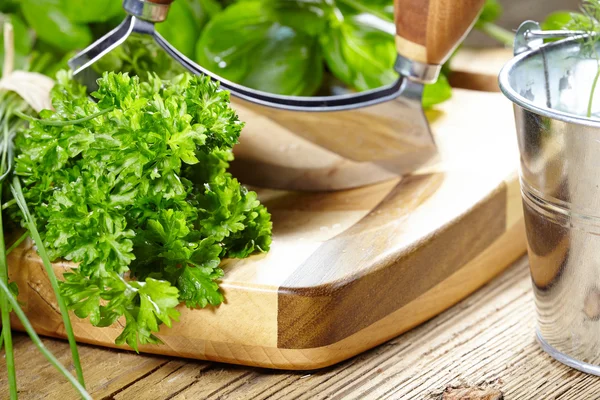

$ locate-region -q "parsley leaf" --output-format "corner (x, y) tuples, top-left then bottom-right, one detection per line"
(14, 71), (272, 348)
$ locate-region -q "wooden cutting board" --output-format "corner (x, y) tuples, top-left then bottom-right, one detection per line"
(5, 48), (525, 369)
(229, 48), (513, 191)
(6, 85), (526, 370)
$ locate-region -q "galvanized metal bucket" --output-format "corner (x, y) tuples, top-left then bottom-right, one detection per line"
(499, 21), (600, 374)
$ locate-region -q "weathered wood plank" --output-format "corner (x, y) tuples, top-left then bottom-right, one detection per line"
(7, 258), (600, 399)
(0, 336), (170, 399)
(112, 361), (212, 400)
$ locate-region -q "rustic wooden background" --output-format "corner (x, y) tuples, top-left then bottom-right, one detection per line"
(4, 258), (600, 399)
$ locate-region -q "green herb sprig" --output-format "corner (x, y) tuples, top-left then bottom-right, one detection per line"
(0, 90), (18, 400)
(0, 91), (89, 399)
(0, 21), (88, 398)
(543, 0), (600, 117)
(13, 70), (272, 350)
(566, 0), (600, 117)
(0, 278), (91, 400)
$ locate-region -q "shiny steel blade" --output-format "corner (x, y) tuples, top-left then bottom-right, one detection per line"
(229, 79), (435, 175)
(68, 15), (435, 166)
(69, 16), (421, 113)
(68, 16), (136, 92)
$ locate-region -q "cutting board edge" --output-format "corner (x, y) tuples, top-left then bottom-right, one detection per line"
(276, 177), (511, 349)
(9, 217), (525, 370)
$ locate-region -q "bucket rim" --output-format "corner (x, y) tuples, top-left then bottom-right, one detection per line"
(498, 36), (600, 128)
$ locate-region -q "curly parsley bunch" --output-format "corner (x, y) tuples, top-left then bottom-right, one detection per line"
(13, 71), (272, 350)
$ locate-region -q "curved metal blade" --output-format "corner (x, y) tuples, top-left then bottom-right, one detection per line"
(67, 16), (435, 167)
(68, 16), (136, 92)
(153, 31), (406, 112)
(69, 16), (413, 113)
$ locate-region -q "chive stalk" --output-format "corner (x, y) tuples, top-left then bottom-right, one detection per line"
(0, 184), (17, 400)
(0, 19), (87, 397)
(10, 177), (86, 387)
(2, 198), (15, 210)
(0, 278), (91, 400)
(6, 231), (28, 256)
(0, 92), (17, 400)
(14, 106), (113, 127)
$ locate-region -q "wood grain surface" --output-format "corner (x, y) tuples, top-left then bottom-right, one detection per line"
(277, 177), (507, 348)
(5, 85), (526, 370)
(229, 95), (436, 191)
(4, 258), (600, 400)
(448, 48), (513, 92)
(394, 0), (485, 65)
(230, 48), (513, 191)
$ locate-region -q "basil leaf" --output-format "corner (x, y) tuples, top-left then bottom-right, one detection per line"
(157, 0), (200, 58)
(62, 0), (124, 23)
(196, 1), (323, 95)
(338, 0), (393, 22)
(21, 0), (92, 51)
(422, 74), (452, 109)
(244, 31), (322, 95)
(475, 0), (502, 28)
(320, 13), (397, 91)
(158, 0), (224, 58)
(265, 0), (329, 36)
(0, 1), (19, 14)
(541, 11), (578, 31)
(195, 0), (224, 19)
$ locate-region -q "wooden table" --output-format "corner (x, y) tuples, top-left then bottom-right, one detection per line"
(3, 257), (600, 399)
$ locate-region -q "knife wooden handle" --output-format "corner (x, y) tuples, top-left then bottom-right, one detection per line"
(394, 0), (485, 65)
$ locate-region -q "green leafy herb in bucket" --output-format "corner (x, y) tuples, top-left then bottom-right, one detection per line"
(542, 0), (600, 117)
